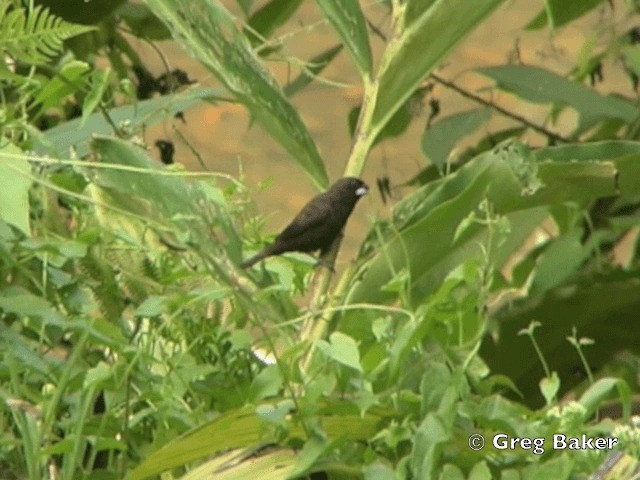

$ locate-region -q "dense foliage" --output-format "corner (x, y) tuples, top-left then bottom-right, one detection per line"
(1, 0), (640, 479)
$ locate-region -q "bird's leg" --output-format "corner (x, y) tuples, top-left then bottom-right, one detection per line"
(315, 257), (335, 271)
(316, 230), (344, 272)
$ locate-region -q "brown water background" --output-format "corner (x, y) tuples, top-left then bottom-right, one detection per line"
(134, 1), (637, 260)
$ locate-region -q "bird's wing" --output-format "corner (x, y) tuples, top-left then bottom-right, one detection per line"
(277, 192), (332, 241)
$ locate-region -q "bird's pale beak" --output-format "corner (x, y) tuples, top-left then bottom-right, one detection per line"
(356, 185), (369, 197)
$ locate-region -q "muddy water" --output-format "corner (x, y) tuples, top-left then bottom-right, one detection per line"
(136, 1), (636, 261)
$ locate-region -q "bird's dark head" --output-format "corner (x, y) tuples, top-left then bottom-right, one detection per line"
(330, 177), (369, 202)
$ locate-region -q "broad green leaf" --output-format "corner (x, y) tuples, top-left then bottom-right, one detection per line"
(83, 361), (112, 389)
(529, 230), (592, 297)
(0, 143), (31, 235)
(90, 136), (194, 218)
(130, 404), (382, 480)
(482, 268), (640, 404)
(534, 141), (640, 196)
(117, 3), (171, 40)
(0, 289), (66, 327)
(371, 0), (505, 142)
(135, 295), (167, 317)
(317, 331), (362, 372)
(289, 436), (330, 478)
(35, 87), (225, 157)
(89, 135), (242, 260)
(521, 453), (574, 480)
(439, 464), (465, 480)
(364, 461), (396, 480)
(422, 108), (491, 172)
(129, 407), (265, 480)
(248, 365), (283, 401)
(411, 413), (449, 479)
(461, 395), (530, 434)
(145, 0), (328, 189)
(0, 323), (58, 376)
(349, 141), (618, 306)
(527, 0), (606, 30)
(469, 461), (493, 480)
(539, 372), (560, 405)
(315, 0), (372, 76)
(533, 140), (640, 163)
(405, 0), (438, 26)
(478, 65), (637, 132)
(179, 449), (296, 480)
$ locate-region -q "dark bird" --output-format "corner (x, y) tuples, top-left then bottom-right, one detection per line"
(241, 177), (369, 268)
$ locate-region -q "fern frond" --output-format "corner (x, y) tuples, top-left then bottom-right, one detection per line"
(0, 0), (94, 65)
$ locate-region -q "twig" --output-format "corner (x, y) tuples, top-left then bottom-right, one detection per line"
(430, 72), (574, 143)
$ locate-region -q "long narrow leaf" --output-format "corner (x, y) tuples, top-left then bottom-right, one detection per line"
(478, 65), (638, 132)
(145, 0), (329, 189)
(348, 141), (620, 305)
(371, 0), (505, 141)
(315, 0), (372, 77)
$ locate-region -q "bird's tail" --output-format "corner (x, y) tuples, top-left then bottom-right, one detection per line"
(240, 246), (274, 269)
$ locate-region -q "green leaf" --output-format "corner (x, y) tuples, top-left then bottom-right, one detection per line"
(539, 372), (560, 405)
(318, 332), (362, 372)
(135, 295), (167, 317)
(371, 0), (505, 142)
(0, 143), (32, 235)
(315, 0), (372, 76)
(527, 0), (606, 30)
(439, 464), (465, 480)
(622, 45), (640, 77)
(0, 1), (94, 65)
(144, 0), (328, 189)
(482, 269), (640, 405)
(81, 68), (111, 127)
(579, 377), (631, 419)
(0, 289), (66, 327)
(529, 230), (592, 297)
(129, 406), (264, 480)
(34, 0), (126, 24)
(349, 141), (618, 305)
(422, 108), (491, 172)
(83, 361), (112, 389)
(178, 449), (296, 480)
(283, 44), (343, 97)
(289, 435), (329, 478)
(522, 453), (574, 480)
(247, 0), (303, 44)
(36, 87), (224, 157)
(33, 60), (90, 114)
(478, 65), (637, 132)
(89, 135), (242, 260)
(364, 461), (396, 480)
(90, 136), (194, 219)
(248, 365), (283, 401)
(130, 404), (382, 480)
(411, 413), (450, 479)
(469, 461), (493, 480)
(117, 3), (171, 40)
